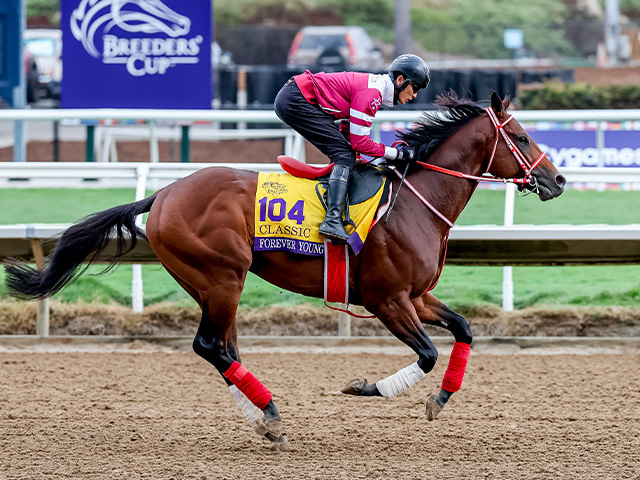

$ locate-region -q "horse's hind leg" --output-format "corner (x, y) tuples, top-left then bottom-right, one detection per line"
(223, 322), (290, 450)
(413, 292), (473, 420)
(192, 294), (290, 450)
(158, 251), (288, 447)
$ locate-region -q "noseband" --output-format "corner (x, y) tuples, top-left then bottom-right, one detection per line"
(394, 107), (549, 228)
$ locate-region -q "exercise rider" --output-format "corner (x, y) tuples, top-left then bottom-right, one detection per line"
(274, 54), (430, 242)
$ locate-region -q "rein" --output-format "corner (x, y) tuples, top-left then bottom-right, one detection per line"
(398, 106), (548, 228)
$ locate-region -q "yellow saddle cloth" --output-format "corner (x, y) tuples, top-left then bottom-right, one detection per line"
(254, 172), (387, 256)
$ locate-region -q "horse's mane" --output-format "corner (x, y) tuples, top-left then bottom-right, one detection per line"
(397, 90), (486, 158)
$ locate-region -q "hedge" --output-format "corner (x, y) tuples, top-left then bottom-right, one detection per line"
(518, 81), (640, 109)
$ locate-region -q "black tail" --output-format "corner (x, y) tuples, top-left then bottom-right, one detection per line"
(4, 194), (158, 300)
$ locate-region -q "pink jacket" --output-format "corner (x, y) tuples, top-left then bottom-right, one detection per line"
(294, 70), (395, 158)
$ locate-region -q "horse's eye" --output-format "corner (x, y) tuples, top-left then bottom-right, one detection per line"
(517, 135), (529, 145)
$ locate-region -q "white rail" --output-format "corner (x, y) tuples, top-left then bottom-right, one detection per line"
(4, 108), (640, 167)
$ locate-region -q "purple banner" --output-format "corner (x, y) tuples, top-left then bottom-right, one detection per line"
(530, 130), (640, 168)
(61, 0), (211, 109)
(254, 237), (325, 256)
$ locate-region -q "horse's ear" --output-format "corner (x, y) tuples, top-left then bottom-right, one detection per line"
(490, 91), (504, 115)
(503, 92), (511, 109)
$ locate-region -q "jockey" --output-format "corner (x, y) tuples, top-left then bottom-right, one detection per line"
(275, 53), (430, 243)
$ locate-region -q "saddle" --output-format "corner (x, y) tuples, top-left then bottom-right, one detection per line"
(277, 156), (386, 205)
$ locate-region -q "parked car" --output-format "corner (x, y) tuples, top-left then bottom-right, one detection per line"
(23, 29), (62, 100)
(24, 47), (40, 103)
(287, 26), (386, 71)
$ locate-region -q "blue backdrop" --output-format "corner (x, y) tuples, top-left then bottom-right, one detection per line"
(61, 0), (211, 109)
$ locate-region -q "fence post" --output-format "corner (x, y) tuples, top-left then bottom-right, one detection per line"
(86, 124), (95, 162)
(237, 68), (247, 130)
(148, 121), (159, 163)
(29, 239), (50, 337)
(338, 310), (351, 337)
(53, 120), (60, 162)
(181, 125), (190, 162)
(502, 183), (516, 311)
(132, 164), (150, 313)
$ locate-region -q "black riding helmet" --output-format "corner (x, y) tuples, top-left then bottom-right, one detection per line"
(388, 54), (430, 104)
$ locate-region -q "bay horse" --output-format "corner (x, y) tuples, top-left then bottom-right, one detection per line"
(5, 92), (565, 451)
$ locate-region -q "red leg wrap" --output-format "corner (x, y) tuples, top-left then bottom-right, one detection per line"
(441, 342), (471, 392)
(224, 361), (273, 410)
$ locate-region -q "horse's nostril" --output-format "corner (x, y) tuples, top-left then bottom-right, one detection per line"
(555, 174), (566, 188)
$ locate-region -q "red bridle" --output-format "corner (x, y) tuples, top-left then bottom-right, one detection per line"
(393, 107), (549, 228)
(414, 107), (547, 186)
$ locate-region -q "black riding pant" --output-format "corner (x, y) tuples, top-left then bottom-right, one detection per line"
(274, 79), (356, 168)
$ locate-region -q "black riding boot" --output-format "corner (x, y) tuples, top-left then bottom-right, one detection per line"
(319, 165), (351, 242)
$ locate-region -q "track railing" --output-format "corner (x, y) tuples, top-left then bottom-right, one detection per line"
(1, 162), (640, 336)
(3, 108), (640, 165)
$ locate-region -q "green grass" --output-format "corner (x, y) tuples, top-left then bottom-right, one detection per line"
(0, 264), (322, 308)
(0, 188), (324, 308)
(0, 188), (638, 310)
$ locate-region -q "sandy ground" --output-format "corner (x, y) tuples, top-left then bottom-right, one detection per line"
(0, 346), (638, 480)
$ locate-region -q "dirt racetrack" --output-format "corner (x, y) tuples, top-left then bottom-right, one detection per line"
(1, 345), (639, 480)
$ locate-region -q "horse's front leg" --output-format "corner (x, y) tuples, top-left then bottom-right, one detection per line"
(341, 293), (438, 399)
(413, 292), (473, 420)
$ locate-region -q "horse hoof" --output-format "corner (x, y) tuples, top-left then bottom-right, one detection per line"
(426, 393), (443, 421)
(265, 433), (291, 452)
(341, 377), (368, 395)
(264, 417), (283, 437)
(275, 434), (292, 452)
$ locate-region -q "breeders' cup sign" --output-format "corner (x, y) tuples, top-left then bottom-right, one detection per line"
(61, 0), (211, 108)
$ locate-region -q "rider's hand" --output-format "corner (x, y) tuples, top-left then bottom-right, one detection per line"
(395, 145), (417, 161)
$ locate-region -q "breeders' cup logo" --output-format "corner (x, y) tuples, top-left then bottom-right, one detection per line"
(262, 181), (288, 196)
(70, 0), (202, 77)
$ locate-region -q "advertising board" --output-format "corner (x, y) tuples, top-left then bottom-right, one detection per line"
(61, 0), (211, 109)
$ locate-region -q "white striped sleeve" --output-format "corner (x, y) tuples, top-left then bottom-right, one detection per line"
(349, 108), (374, 123)
(350, 123), (372, 136)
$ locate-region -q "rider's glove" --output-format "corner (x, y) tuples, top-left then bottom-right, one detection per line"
(395, 145), (417, 161)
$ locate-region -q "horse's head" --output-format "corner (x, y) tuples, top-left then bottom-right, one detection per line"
(485, 92), (565, 201)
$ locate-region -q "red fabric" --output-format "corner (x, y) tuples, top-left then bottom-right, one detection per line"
(277, 155), (334, 179)
(224, 361), (248, 384)
(224, 361), (273, 410)
(441, 342), (471, 393)
(325, 241), (348, 304)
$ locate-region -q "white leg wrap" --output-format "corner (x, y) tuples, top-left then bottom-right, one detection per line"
(375, 362), (426, 399)
(230, 385), (267, 435)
